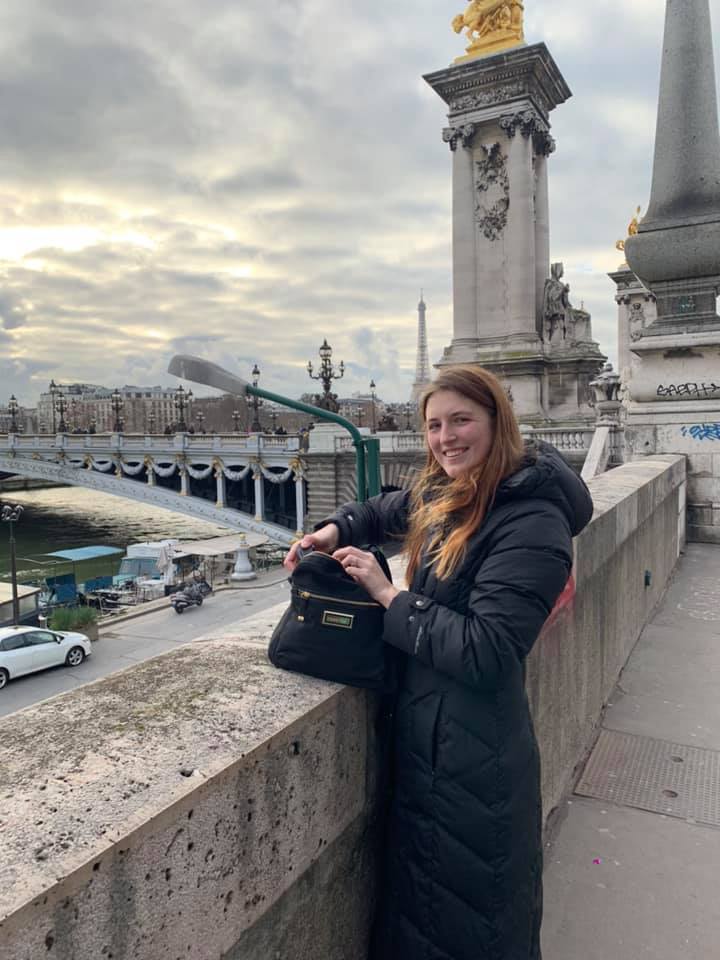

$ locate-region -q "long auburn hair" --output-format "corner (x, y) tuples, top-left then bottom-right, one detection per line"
(404, 365), (525, 585)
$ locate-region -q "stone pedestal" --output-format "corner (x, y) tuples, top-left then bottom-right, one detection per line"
(231, 536), (256, 582)
(425, 44), (604, 425)
(621, 0), (720, 542)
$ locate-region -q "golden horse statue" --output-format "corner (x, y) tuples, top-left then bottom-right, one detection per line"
(452, 0), (525, 60)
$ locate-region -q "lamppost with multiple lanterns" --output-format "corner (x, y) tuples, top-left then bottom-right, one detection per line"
(49, 379), (59, 433)
(1, 503), (23, 626)
(55, 393), (68, 433)
(247, 364), (264, 433)
(369, 379), (377, 433)
(111, 388), (124, 433)
(307, 340), (345, 413)
(173, 385), (193, 431)
(7, 395), (19, 434)
(404, 402), (415, 431)
(195, 411), (206, 434)
(147, 410), (156, 434)
(232, 409), (242, 433)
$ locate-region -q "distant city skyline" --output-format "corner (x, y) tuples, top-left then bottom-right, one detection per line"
(0, 0), (718, 405)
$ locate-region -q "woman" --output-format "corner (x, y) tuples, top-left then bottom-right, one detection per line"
(285, 365), (593, 960)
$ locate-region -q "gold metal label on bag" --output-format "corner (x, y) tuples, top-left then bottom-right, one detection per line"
(322, 610), (355, 630)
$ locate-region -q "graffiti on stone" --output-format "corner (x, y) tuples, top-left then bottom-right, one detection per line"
(681, 424), (720, 441)
(657, 382), (720, 399)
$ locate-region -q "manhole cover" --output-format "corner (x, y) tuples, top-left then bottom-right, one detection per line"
(576, 729), (720, 827)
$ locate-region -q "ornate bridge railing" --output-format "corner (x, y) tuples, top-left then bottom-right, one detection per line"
(0, 433), (307, 544)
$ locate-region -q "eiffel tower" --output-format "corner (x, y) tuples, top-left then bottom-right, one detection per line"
(411, 293), (431, 403)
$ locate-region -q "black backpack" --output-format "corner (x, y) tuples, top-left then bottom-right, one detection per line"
(268, 547), (393, 690)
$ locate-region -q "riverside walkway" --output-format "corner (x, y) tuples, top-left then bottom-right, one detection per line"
(542, 541), (720, 959)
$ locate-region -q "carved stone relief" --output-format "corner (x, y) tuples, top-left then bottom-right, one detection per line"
(475, 143), (510, 241)
(449, 82), (525, 113)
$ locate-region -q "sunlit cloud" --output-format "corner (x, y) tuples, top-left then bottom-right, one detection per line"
(0, 0), (717, 405)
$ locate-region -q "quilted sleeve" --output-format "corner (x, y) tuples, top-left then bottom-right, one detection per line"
(381, 500), (573, 691)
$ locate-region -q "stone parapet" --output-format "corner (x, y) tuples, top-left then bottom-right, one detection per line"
(0, 457), (686, 959)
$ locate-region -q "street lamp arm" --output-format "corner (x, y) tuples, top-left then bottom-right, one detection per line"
(168, 355), (250, 397)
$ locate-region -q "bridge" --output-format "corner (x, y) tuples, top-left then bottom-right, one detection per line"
(0, 432), (311, 546)
(0, 426), (596, 545)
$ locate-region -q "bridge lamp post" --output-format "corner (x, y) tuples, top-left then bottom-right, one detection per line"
(247, 364), (264, 433)
(196, 411), (206, 434)
(111, 389), (124, 433)
(1, 503), (23, 626)
(147, 410), (156, 434)
(404, 402), (414, 432)
(370, 380), (377, 434)
(55, 394), (68, 434)
(307, 340), (344, 412)
(232, 409), (241, 433)
(173, 385), (192, 432)
(49, 379), (58, 433)
(88, 417), (97, 435)
(7, 395), (19, 434)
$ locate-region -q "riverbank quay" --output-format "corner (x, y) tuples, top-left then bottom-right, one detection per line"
(542, 540), (720, 959)
(0, 457), (693, 959)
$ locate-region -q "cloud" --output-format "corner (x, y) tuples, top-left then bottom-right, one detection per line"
(0, 0), (718, 403)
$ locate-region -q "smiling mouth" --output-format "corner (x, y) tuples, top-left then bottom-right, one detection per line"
(443, 448), (468, 460)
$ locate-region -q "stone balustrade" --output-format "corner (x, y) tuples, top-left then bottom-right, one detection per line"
(0, 455), (686, 960)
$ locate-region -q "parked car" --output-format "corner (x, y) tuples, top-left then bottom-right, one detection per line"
(0, 626), (92, 690)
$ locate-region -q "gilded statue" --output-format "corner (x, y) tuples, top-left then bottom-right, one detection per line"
(616, 206), (642, 253)
(452, 0), (525, 62)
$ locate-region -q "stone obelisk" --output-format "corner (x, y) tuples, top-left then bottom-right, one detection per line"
(624, 0), (720, 542)
(425, 2), (604, 424)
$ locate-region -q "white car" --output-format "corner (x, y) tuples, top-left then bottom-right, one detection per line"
(0, 626), (92, 690)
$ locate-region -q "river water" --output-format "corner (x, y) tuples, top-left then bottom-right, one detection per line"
(0, 487), (231, 583)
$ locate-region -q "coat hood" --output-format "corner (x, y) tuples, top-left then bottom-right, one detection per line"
(494, 440), (593, 537)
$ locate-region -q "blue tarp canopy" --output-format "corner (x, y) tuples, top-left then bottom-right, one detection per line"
(45, 546), (124, 562)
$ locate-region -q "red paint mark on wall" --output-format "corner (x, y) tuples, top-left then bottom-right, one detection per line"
(542, 572), (576, 633)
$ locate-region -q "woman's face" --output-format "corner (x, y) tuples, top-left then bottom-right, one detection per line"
(425, 389), (495, 479)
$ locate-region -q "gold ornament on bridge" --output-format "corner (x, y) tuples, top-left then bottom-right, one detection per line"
(616, 206), (642, 253)
(452, 0), (525, 62)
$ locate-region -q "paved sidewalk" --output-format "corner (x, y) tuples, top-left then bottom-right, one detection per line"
(542, 543), (720, 959)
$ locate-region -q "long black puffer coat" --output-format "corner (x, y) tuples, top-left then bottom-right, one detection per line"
(323, 442), (593, 960)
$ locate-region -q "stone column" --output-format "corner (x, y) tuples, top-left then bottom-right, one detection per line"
(425, 45), (572, 422)
(451, 131), (480, 347)
(179, 466), (189, 497)
(533, 152), (551, 336)
(502, 116), (537, 340)
(294, 475), (306, 537)
(146, 462), (156, 487)
(215, 464), (227, 509)
(253, 468), (265, 522)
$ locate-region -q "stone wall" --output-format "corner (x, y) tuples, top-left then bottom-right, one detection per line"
(0, 457), (686, 960)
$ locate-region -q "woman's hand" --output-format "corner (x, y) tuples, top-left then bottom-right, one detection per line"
(283, 523), (340, 572)
(333, 546), (400, 609)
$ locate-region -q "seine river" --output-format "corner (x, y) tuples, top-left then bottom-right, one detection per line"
(0, 486), (231, 583)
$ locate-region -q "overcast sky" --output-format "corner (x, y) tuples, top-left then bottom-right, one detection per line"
(0, 0), (718, 406)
